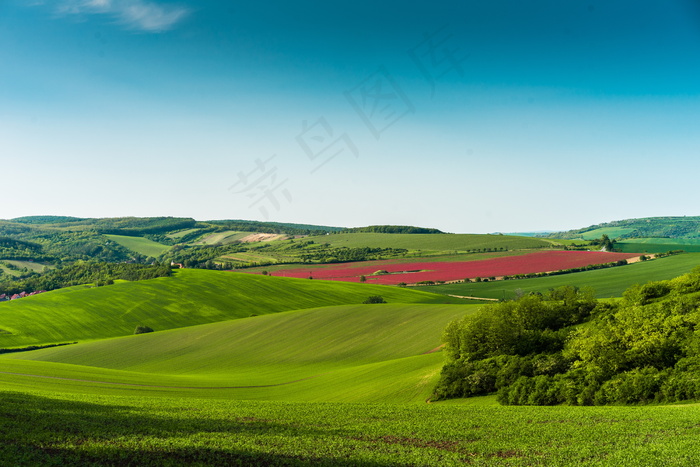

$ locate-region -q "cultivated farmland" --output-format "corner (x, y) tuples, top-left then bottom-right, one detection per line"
(264, 250), (640, 285)
(104, 234), (171, 258)
(417, 253), (700, 299)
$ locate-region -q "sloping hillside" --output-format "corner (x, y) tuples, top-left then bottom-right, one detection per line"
(548, 216), (700, 240)
(0, 269), (457, 348)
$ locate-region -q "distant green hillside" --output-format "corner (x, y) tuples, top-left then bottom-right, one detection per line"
(104, 234), (171, 258)
(0, 269), (459, 348)
(206, 219), (344, 235)
(548, 216), (700, 240)
(323, 233), (555, 254)
(341, 225), (444, 234)
(10, 216), (87, 224)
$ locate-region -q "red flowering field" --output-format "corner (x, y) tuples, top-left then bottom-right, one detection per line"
(258, 250), (640, 285)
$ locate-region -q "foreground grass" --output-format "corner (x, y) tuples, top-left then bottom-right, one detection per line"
(2, 389), (699, 466)
(416, 253), (700, 299)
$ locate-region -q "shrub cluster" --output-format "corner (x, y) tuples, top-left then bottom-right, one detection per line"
(433, 270), (700, 405)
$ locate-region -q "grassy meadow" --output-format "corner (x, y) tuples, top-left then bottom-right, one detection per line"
(576, 227), (636, 240)
(0, 269), (460, 348)
(2, 388), (700, 465)
(616, 237), (700, 253)
(105, 234), (172, 257)
(3, 303), (474, 402)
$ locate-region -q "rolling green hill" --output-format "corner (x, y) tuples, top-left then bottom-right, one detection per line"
(5, 303), (475, 402)
(0, 269), (459, 348)
(415, 253), (700, 299)
(104, 234), (171, 257)
(549, 216), (700, 240)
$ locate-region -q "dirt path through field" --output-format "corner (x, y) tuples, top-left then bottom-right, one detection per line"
(447, 294), (499, 301)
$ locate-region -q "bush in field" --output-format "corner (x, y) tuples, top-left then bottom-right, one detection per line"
(363, 295), (386, 304)
(134, 325), (154, 335)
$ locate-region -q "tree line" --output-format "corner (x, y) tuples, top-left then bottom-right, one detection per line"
(340, 225), (444, 234)
(0, 262), (172, 295)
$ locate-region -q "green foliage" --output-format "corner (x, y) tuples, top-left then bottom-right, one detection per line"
(134, 325), (154, 335)
(205, 219), (343, 235)
(441, 287), (594, 362)
(93, 217), (197, 236)
(341, 225), (444, 234)
(437, 269), (700, 406)
(549, 216), (700, 240)
(5, 391), (700, 466)
(590, 234), (616, 251)
(0, 222), (133, 263)
(0, 262), (171, 295)
(362, 295), (386, 304)
(298, 246), (408, 263)
(10, 216), (87, 224)
(163, 244), (243, 269)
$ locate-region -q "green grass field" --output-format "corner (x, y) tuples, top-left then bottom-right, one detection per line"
(577, 227), (636, 240)
(105, 234), (171, 257)
(2, 386), (700, 465)
(616, 237), (700, 253)
(617, 243), (700, 253)
(4, 303), (474, 402)
(625, 237), (700, 245)
(415, 253), (700, 299)
(5, 260), (52, 273)
(0, 269), (460, 348)
(0, 260), (51, 278)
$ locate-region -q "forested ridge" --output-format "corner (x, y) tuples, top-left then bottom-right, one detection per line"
(0, 262), (172, 295)
(549, 216), (700, 240)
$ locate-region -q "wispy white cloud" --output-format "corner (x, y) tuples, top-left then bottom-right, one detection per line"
(54, 0), (190, 33)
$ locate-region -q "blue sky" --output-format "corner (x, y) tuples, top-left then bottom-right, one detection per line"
(2, 0), (700, 233)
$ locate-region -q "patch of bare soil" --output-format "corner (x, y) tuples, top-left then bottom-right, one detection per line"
(239, 233), (287, 243)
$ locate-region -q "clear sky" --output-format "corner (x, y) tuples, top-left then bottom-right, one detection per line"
(3, 0), (700, 233)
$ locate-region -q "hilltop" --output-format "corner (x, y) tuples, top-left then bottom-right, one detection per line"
(0, 268), (456, 349)
(546, 216), (700, 240)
